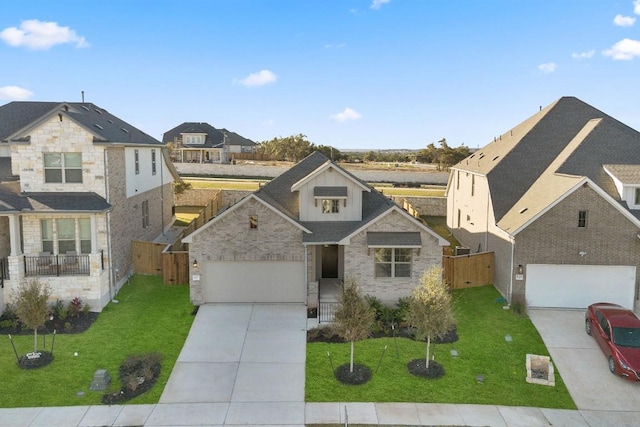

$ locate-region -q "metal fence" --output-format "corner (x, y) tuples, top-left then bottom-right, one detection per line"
(0, 257), (8, 288)
(318, 301), (339, 323)
(24, 253), (91, 277)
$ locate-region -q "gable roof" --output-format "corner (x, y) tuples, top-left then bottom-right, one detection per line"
(452, 97), (640, 228)
(162, 122), (224, 147)
(0, 101), (162, 146)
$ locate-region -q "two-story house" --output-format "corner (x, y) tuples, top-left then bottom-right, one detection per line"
(0, 101), (179, 312)
(184, 151), (448, 309)
(447, 97), (640, 310)
(163, 122), (256, 164)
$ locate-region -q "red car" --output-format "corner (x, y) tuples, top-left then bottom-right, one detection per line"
(585, 303), (640, 381)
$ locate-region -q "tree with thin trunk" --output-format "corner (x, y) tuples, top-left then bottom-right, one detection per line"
(14, 279), (51, 354)
(332, 276), (376, 373)
(407, 266), (455, 368)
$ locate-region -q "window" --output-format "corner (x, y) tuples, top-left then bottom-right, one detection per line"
(321, 199), (340, 214)
(374, 248), (412, 278)
(134, 149), (140, 175)
(40, 218), (91, 254)
(471, 175), (475, 196)
(142, 200), (150, 228)
(44, 153), (82, 183)
(184, 134), (204, 144)
(635, 188), (640, 205)
(249, 214), (258, 229)
(578, 210), (588, 228)
(151, 149), (157, 175)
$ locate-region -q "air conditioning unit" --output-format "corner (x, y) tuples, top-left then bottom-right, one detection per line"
(455, 246), (470, 256)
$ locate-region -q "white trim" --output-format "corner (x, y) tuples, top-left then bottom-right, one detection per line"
(182, 194), (311, 243)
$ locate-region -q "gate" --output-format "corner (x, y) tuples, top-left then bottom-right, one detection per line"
(443, 251), (494, 289)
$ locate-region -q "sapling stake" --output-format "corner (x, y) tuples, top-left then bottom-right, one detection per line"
(50, 330), (56, 356)
(375, 345), (388, 374)
(392, 324), (399, 357)
(8, 335), (20, 363)
(326, 351), (335, 374)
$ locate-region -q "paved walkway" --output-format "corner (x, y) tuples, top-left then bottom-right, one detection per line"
(2, 305), (640, 426)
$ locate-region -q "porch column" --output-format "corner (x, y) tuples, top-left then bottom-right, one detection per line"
(8, 214), (22, 255)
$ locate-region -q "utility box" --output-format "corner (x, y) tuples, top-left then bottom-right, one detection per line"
(455, 246), (470, 256)
(89, 369), (111, 391)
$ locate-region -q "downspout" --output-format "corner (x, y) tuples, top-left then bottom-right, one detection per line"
(160, 148), (165, 235)
(508, 237), (515, 303)
(485, 189), (490, 251)
(304, 243), (308, 307)
(104, 148), (113, 301)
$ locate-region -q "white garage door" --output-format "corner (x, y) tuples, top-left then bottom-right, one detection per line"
(526, 264), (636, 309)
(203, 261), (305, 303)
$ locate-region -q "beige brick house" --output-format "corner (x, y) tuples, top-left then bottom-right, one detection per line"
(447, 97), (640, 309)
(184, 151), (448, 309)
(0, 102), (178, 312)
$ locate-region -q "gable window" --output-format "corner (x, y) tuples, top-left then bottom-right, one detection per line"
(134, 149), (140, 175)
(322, 199), (340, 214)
(44, 153), (82, 183)
(635, 188), (640, 206)
(249, 214), (258, 229)
(578, 210), (588, 228)
(142, 200), (150, 228)
(374, 248), (412, 278)
(151, 149), (157, 175)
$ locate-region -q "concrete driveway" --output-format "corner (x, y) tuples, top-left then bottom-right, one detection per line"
(156, 304), (307, 426)
(529, 309), (640, 412)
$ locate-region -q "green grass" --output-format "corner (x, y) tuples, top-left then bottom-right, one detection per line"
(422, 215), (460, 248)
(306, 285), (576, 409)
(175, 206), (204, 226)
(374, 186), (446, 197)
(185, 178), (263, 191)
(0, 275), (194, 407)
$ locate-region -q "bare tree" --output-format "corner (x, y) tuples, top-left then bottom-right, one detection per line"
(14, 279), (51, 354)
(332, 276), (376, 373)
(407, 266), (455, 368)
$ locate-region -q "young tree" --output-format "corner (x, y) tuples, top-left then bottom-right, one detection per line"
(407, 266), (455, 368)
(332, 276), (376, 373)
(14, 279), (52, 354)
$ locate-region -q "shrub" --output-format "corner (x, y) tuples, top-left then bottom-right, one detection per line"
(82, 303), (91, 315)
(102, 353), (162, 404)
(50, 299), (68, 320)
(68, 297), (83, 318)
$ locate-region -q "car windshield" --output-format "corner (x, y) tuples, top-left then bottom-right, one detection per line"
(612, 327), (640, 348)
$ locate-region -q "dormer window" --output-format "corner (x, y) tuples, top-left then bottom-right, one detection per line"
(314, 186), (347, 214)
(183, 134), (205, 144)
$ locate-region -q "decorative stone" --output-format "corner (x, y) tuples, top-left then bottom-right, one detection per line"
(89, 369), (111, 391)
(505, 334), (512, 342)
(450, 349), (459, 357)
(476, 374), (485, 383)
(526, 354), (555, 386)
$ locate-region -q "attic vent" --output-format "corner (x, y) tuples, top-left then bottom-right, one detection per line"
(95, 108), (102, 114)
(469, 154), (475, 159)
(492, 156), (499, 161)
(479, 154), (485, 159)
(94, 124), (104, 130)
(519, 208), (528, 214)
(121, 128), (129, 134)
(108, 119), (114, 123)
(81, 105), (90, 111)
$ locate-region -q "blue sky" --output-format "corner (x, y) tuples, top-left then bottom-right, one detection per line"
(1, 0), (639, 150)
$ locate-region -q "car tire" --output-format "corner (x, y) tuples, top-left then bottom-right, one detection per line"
(609, 357), (617, 374)
(585, 319), (592, 336)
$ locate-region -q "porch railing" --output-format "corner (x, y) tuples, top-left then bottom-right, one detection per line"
(318, 301), (339, 323)
(0, 257), (8, 288)
(24, 254), (90, 277)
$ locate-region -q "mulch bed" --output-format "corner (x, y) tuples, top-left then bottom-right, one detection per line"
(407, 358), (445, 379)
(307, 325), (459, 344)
(0, 311), (99, 336)
(102, 353), (162, 405)
(17, 351), (54, 369)
(334, 363), (371, 385)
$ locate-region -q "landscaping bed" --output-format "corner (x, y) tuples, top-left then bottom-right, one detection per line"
(306, 285), (576, 409)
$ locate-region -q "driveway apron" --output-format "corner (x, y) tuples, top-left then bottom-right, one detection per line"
(529, 309), (640, 411)
(158, 304), (307, 425)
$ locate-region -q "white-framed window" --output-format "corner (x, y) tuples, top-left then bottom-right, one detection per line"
(374, 248), (412, 278)
(40, 218), (92, 254)
(184, 134), (204, 144)
(249, 214), (258, 229)
(151, 149), (157, 175)
(321, 199), (340, 214)
(44, 153), (82, 183)
(578, 210), (588, 228)
(142, 200), (150, 228)
(134, 149), (140, 175)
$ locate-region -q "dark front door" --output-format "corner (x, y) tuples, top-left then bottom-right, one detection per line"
(321, 245), (339, 278)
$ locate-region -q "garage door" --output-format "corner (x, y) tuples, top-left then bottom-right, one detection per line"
(526, 264), (636, 309)
(203, 261), (305, 303)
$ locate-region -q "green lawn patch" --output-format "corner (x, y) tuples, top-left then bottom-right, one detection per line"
(421, 215), (459, 248)
(306, 285), (576, 409)
(0, 275), (194, 407)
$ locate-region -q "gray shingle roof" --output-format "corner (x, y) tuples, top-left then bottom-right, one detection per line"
(453, 97), (640, 224)
(314, 186), (348, 197)
(0, 157), (17, 182)
(162, 122), (224, 148)
(255, 151), (396, 243)
(0, 185), (111, 213)
(0, 101), (162, 145)
(367, 232), (422, 247)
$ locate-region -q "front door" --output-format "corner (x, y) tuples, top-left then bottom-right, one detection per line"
(321, 245), (339, 278)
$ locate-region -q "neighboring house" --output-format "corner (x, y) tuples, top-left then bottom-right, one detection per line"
(163, 122), (256, 164)
(184, 151), (448, 309)
(447, 96), (640, 310)
(0, 101), (178, 312)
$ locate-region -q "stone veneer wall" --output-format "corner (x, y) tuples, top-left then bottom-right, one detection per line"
(189, 197), (305, 305)
(344, 209), (443, 305)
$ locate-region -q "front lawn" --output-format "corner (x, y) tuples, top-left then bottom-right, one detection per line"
(0, 275), (194, 407)
(306, 285), (575, 409)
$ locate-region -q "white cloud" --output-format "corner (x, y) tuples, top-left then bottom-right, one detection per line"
(0, 86), (34, 100)
(235, 70), (277, 87)
(603, 38), (640, 60)
(330, 108), (362, 122)
(614, 14), (636, 26)
(537, 63), (557, 73)
(635, 0), (640, 15)
(371, 0), (390, 10)
(0, 19), (89, 50)
(572, 50), (595, 60)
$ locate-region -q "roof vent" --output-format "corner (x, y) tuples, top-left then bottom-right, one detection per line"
(95, 108), (102, 114)
(492, 156), (499, 161)
(519, 208), (528, 214)
(94, 124), (103, 130)
(81, 105), (90, 111)
(121, 128), (129, 134)
(108, 119), (114, 123)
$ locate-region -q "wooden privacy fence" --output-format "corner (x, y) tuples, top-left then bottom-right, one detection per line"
(443, 251), (494, 290)
(132, 194), (222, 284)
